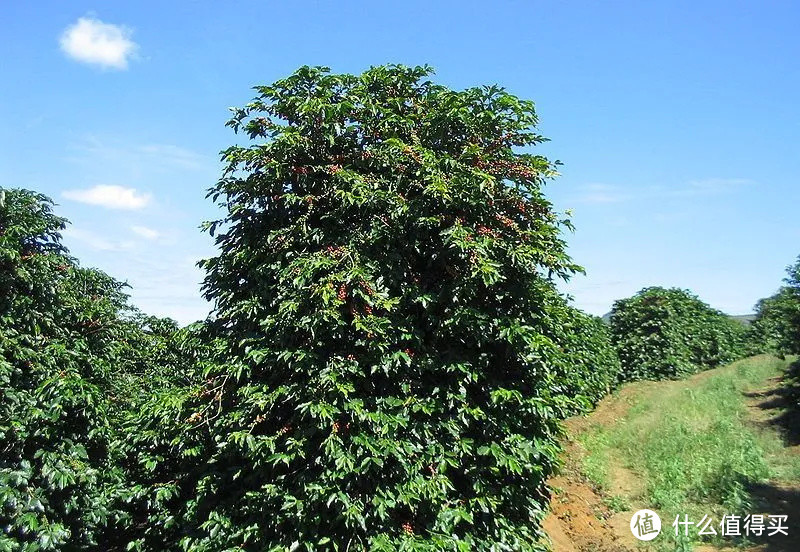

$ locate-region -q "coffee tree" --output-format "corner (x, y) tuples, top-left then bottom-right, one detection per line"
(750, 256), (800, 355)
(0, 189), (145, 550)
(610, 287), (746, 382)
(548, 304), (620, 412)
(130, 65), (585, 550)
(110, 321), (226, 551)
(749, 256), (800, 419)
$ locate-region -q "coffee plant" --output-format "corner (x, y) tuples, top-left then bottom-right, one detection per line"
(530, 291), (620, 412)
(122, 64), (590, 551)
(0, 189), (137, 550)
(610, 287), (747, 382)
(749, 256), (800, 421)
(105, 314), (238, 545)
(750, 256), (800, 356)
(549, 305), (620, 412)
(0, 188), (194, 551)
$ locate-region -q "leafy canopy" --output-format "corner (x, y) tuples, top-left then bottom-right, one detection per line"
(549, 306), (620, 411)
(0, 189), (144, 550)
(610, 287), (747, 382)
(127, 64), (586, 551)
(750, 256), (800, 355)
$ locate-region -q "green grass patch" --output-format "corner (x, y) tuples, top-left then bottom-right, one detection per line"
(578, 355), (800, 550)
(578, 429), (612, 489)
(603, 494), (632, 513)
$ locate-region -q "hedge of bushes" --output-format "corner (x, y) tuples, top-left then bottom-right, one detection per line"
(750, 256), (800, 422)
(544, 299), (621, 413)
(609, 287), (749, 382)
(0, 194), (772, 550)
(1, 190), (141, 549)
(749, 257), (800, 356)
(0, 190), (213, 551)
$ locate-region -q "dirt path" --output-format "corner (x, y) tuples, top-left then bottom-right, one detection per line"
(735, 373), (800, 552)
(543, 365), (800, 551)
(543, 382), (646, 552)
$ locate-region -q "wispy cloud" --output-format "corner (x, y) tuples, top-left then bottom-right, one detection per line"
(63, 184), (152, 210)
(569, 178), (754, 206)
(59, 16), (138, 70)
(62, 228), (135, 251)
(60, 225), (212, 324)
(124, 254), (212, 325)
(572, 184), (631, 204)
(682, 177), (754, 195)
(131, 225), (160, 240)
(67, 137), (211, 173)
(137, 144), (209, 170)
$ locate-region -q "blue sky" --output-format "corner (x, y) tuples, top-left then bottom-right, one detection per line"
(2, 1), (799, 324)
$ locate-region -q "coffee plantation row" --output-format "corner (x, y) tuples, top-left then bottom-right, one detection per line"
(2, 66), (798, 551)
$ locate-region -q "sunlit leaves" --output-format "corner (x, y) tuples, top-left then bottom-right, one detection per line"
(0, 190), (137, 549)
(610, 287), (748, 382)
(750, 255), (800, 355)
(0, 189), (185, 550)
(115, 65), (593, 550)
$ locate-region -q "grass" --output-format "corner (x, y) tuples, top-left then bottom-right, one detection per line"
(603, 494), (632, 513)
(577, 354), (800, 550)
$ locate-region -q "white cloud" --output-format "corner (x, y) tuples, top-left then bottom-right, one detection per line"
(568, 178), (754, 206)
(137, 144), (209, 170)
(63, 185), (152, 210)
(131, 225), (160, 240)
(60, 17), (137, 70)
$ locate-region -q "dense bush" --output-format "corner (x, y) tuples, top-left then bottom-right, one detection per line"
(544, 299), (620, 412)
(122, 64), (589, 551)
(0, 189), (192, 551)
(610, 287), (747, 382)
(749, 256), (800, 355)
(748, 256), (800, 425)
(0, 189), (134, 550)
(105, 321), (221, 551)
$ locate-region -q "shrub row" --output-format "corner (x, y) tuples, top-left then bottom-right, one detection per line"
(749, 257), (800, 356)
(608, 286), (749, 382)
(749, 257), (800, 420)
(0, 190), (217, 551)
(544, 298), (621, 412)
(0, 192), (765, 551)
